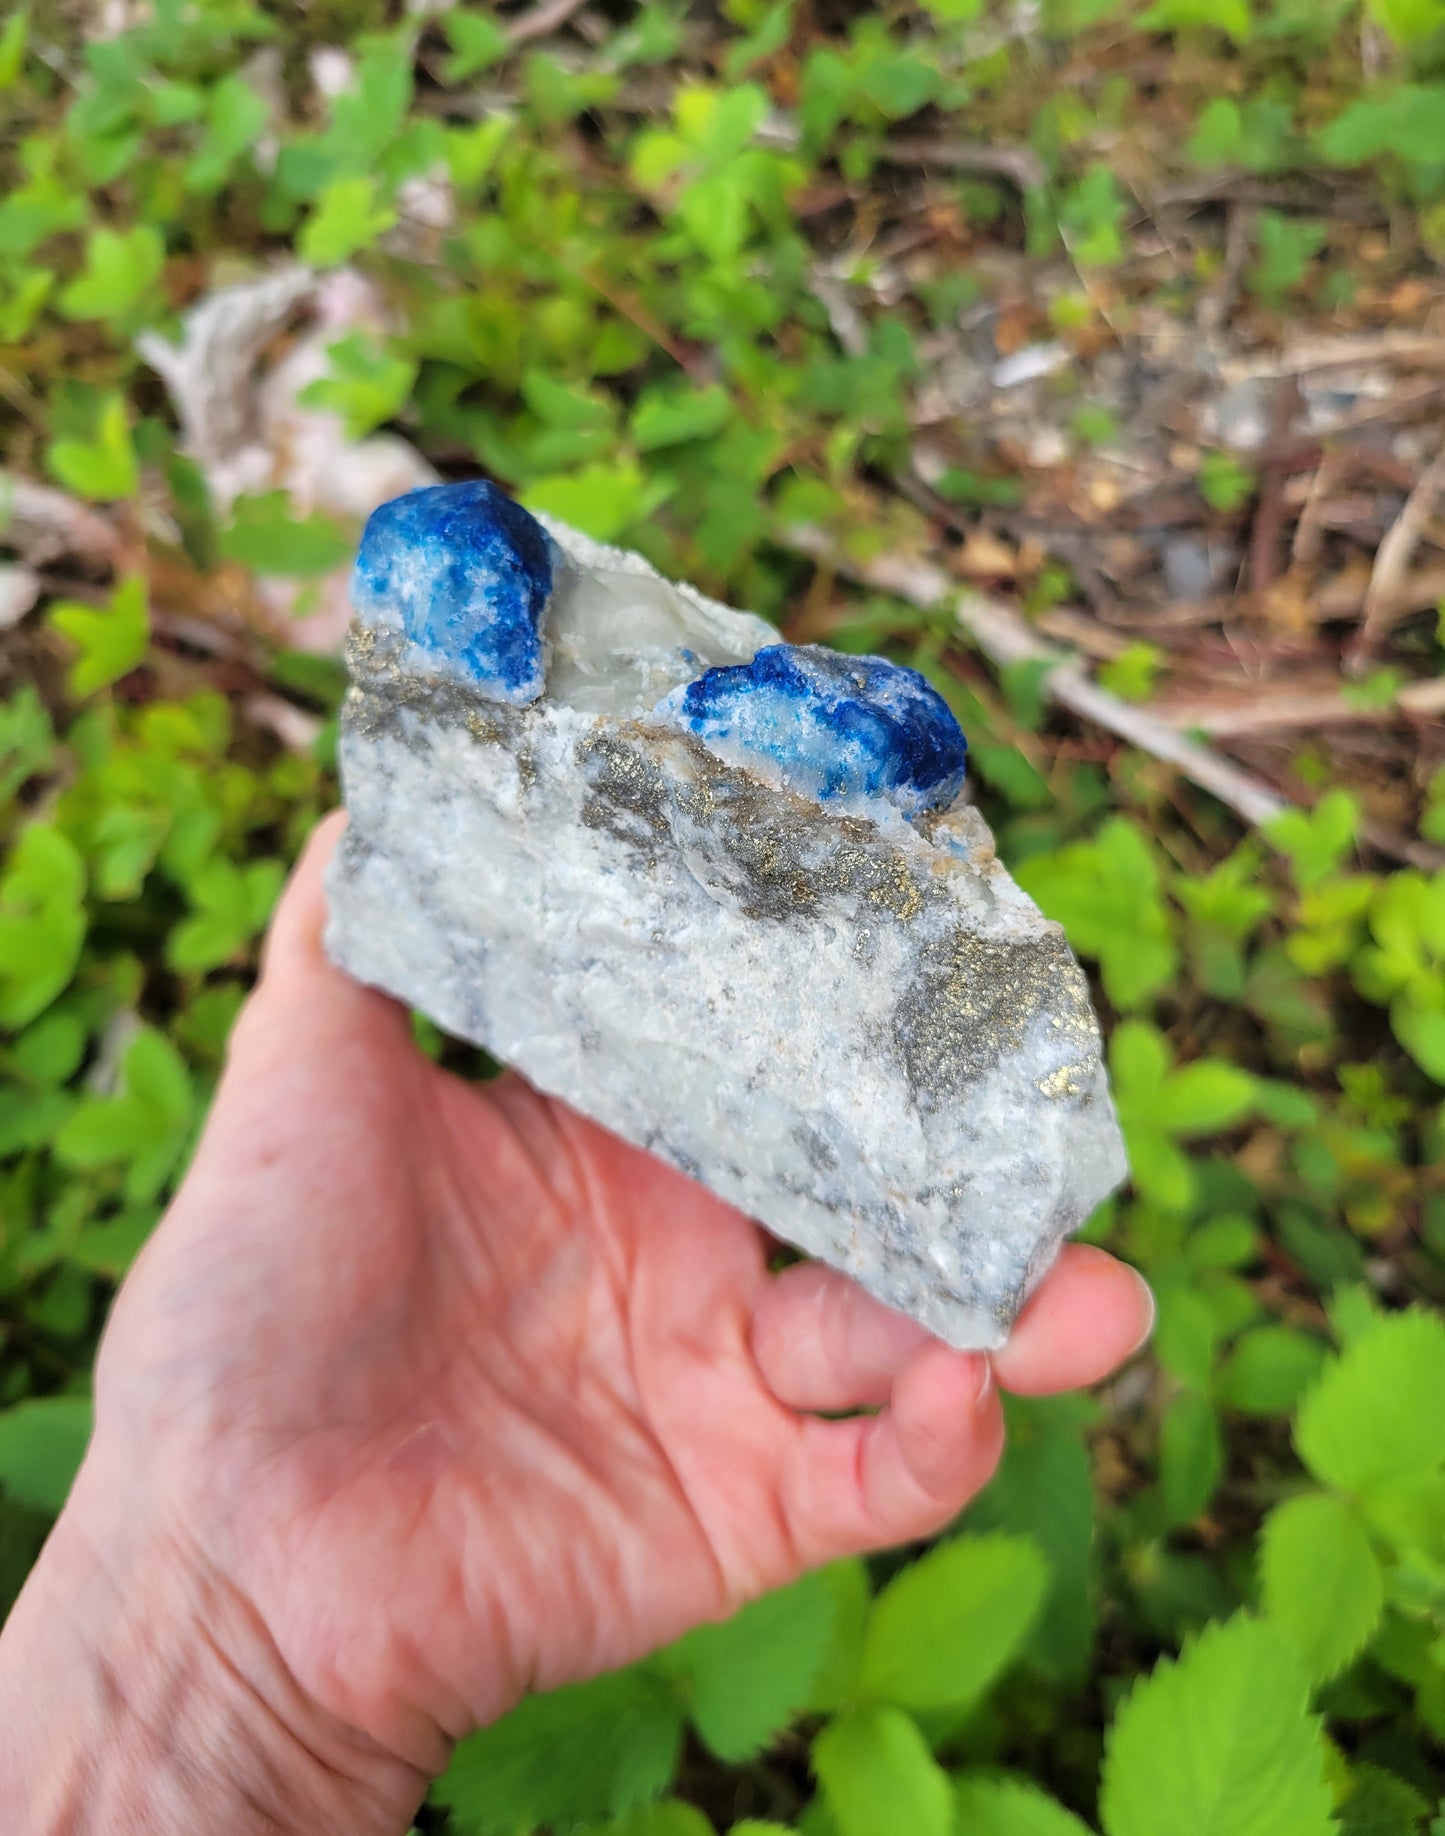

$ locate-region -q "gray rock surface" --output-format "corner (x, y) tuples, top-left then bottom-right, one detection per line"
(325, 515), (1128, 1349)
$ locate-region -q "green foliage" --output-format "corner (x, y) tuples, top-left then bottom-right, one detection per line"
(1016, 819), (1177, 1010)
(1294, 1310), (1445, 1494)
(663, 1571), (837, 1760)
(1198, 451), (1256, 514)
(46, 395), (139, 501)
(1100, 1616), (1335, 1836)
(1260, 1493), (1384, 1681)
(2, 1), (1443, 1829)
(0, 1396), (92, 1512)
(857, 1534), (1048, 1710)
(49, 576), (150, 697)
(813, 1703), (952, 1836)
(433, 1668), (688, 1835)
(952, 1774), (1094, 1835)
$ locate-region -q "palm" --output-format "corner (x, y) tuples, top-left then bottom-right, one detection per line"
(94, 817), (1150, 1771)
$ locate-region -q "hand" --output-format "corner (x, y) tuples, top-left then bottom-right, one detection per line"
(2, 814), (1151, 1833)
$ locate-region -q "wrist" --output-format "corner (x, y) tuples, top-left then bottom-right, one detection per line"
(0, 1449), (428, 1836)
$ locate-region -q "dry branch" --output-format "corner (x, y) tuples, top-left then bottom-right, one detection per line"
(1348, 429), (1445, 675)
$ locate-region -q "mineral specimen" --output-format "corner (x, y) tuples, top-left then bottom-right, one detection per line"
(325, 480), (1128, 1349)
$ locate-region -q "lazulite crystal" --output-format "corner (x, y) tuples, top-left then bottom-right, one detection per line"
(351, 479), (554, 702)
(655, 643), (969, 816)
(326, 482), (1128, 1348)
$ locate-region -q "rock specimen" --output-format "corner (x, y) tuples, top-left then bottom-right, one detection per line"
(325, 481), (1128, 1349)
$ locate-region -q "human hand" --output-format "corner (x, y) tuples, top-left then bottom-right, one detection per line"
(1, 813), (1151, 1834)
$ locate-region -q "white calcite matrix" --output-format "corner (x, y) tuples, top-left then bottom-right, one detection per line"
(325, 487), (1128, 1348)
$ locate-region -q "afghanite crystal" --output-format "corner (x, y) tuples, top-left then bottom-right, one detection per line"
(325, 481), (1127, 1349)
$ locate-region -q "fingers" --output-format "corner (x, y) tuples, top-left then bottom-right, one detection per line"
(258, 808), (347, 985)
(237, 810), (410, 1050)
(751, 1262), (932, 1412)
(991, 1244), (1154, 1397)
(784, 1342), (1004, 1565)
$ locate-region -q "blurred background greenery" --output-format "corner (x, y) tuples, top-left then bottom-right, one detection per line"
(2, 1), (1445, 1831)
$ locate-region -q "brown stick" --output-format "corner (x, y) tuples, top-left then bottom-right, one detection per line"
(1161, 677), (1445, 735)
(504, 0), (590, 43)
(1347, 430), (1445, 675)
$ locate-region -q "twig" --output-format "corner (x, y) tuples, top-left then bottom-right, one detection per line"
(0, 474), (124, 569)
(504, 0), (590, 45)
(1160, 678), (1445, 735)
(1347, 428), (1445, 675)
(1291, 452), (1345, 570)
(1248, 381), (1302, 597)
(878, 136), (1047, 194)
(781, 524), (1291, 833)
(1195, 202), (1253, 340)
(1224, 331), (1445, 383)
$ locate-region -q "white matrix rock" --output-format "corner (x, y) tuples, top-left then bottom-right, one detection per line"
(325, 498), (1128, 1349)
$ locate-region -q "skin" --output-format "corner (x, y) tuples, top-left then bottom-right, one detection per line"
(0, 814), (1153, 1834)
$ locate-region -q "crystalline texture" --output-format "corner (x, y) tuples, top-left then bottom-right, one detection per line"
(654, 645), (969, 816)
(325, 481), (1128, 1349)
(351, 478), (554, 702)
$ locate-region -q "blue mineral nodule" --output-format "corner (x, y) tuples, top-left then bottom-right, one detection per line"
(352, 480), (554, 702)
(656, 644), (969, 815)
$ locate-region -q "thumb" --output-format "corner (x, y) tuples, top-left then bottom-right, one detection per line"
(233, 811), (412, 1058)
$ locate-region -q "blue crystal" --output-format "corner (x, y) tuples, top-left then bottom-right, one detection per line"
(657, 644), (968, 815)
(352, 480), (553, 702)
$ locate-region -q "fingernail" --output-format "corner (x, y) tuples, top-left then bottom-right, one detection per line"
(972, 1353), (994, 1406)
(1128, 1268), (1157, 1355)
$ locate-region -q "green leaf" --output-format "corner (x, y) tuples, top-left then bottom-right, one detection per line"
(1153, 1062), (1256, 1136)
(55, 1026), (195, 1203)
(47, 394), (139, 501)
(296, 333), (417, 440)
(858, 1534), (1047, 1711)
(218, 493), (354, 577)
(1338, 1764), (1431, 1836)
(1266, 791), (1359, 889)
(49, 575), (150, 698)
(0, 683), (56, 803)
(0, 11), (28, 90)
(666, 1571), (835, 1761)
(966, 1396), (1097, 1682)
(632, 384), (734, 451)
(1159, 1391), (1223, 1526)
(58, 224), (164, 320)
(1016, 821), (1177, 1013)
(1139, 0), (1252, 39)
(806, 1558), (872, 1712)
(0, 1396), (91, 1513)
(187, 73), (269, 193)
(0, 825), (86, 1030)
(597, 1805), (715, 1836)
(953, 1774), (1094, 1835)
(444, 10), (509, 80)
(11, 1010), (86, 1085)
(1100, 1615), (1334, 1836)
(1260, 1493), (1384, 1683)
(1365, 0), (1445, 48)
(1391, 1000), (1445, 1085)
(299, 174), (397, 267)
(523, 461), (671, 543)
(1295, 1310), (1445, 1494)
(432, 1668), (685, 1835)
(167, 857), (283, 974)
(812, 1703), (951, 1836)
(1215, 1327), (1326, 1417)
